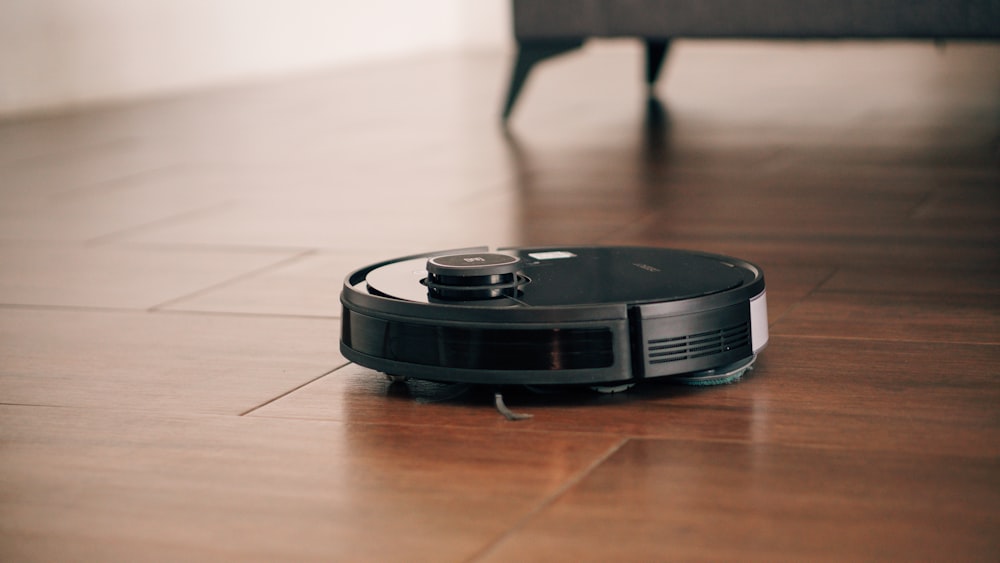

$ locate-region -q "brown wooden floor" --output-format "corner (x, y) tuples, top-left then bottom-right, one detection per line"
(1, 41), (998, 561)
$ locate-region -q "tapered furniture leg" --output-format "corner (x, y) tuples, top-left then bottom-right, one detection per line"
(645, 39), (671, 87)
(501, 39), (584, 121)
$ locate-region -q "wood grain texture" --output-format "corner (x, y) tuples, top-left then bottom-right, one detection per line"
(479, 439), (1000, 562)
(0, 242), (302, 309)
(773, 291), (1000, 343)
(254, 337), (1000, 457)
(1, 40), (998, 561)
(0, 309), (343, 414)
(0, 406), (621, 562)
(161, 251), (382, 318)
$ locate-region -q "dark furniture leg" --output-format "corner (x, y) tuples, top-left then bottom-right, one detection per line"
(644, 39), (671, 87)
(501, 39), (584, 121)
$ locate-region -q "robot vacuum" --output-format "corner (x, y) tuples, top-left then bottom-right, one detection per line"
(340, 246), (768, 393)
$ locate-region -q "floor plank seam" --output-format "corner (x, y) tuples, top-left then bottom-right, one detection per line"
(904, 188), (939, 220)
(146, 249), (318, 312)
(0, 302), (137, 314)
(54, 163), (183, 201)
(238, 361), (350, 416)
(768, 266), (841, 327)
(83, 199), (240, 247)
(109, 241), (319, 255)
(766, 332), (1000, 346)
(803, 287), (1000, 298)
(599, 210), (661, 244)
(0, 302), (340, 322)
(0, 402), (85, 409)
(152, 308), (340, 321)
(465, 436), (630, 563)
(0, 136), (129, 167)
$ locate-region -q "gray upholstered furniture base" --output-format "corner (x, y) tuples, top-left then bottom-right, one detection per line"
(502, 0), (1000, 119)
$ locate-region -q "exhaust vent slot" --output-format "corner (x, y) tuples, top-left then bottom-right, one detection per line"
(636, 302), (753, 378)
(648, 322), (750, 364)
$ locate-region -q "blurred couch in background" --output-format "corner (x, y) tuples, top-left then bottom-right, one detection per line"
(501, 0), (1000, 119)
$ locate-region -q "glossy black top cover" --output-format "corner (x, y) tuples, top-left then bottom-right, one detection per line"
(364, 246), (754, 307)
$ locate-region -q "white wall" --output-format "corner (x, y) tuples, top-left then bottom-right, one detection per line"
(0, 0), (511, 118)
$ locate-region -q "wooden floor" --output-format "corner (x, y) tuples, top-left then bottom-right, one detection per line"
(1, 40), (998, 561)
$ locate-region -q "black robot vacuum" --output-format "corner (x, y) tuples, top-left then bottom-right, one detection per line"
(340, 246), (768, 392)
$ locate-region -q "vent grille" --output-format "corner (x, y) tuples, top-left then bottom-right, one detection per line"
(647, 322), (750, 365)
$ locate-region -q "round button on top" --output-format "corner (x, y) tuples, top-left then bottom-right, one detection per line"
(425, 253), (523, 300)
(427, 253), (521, 277)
